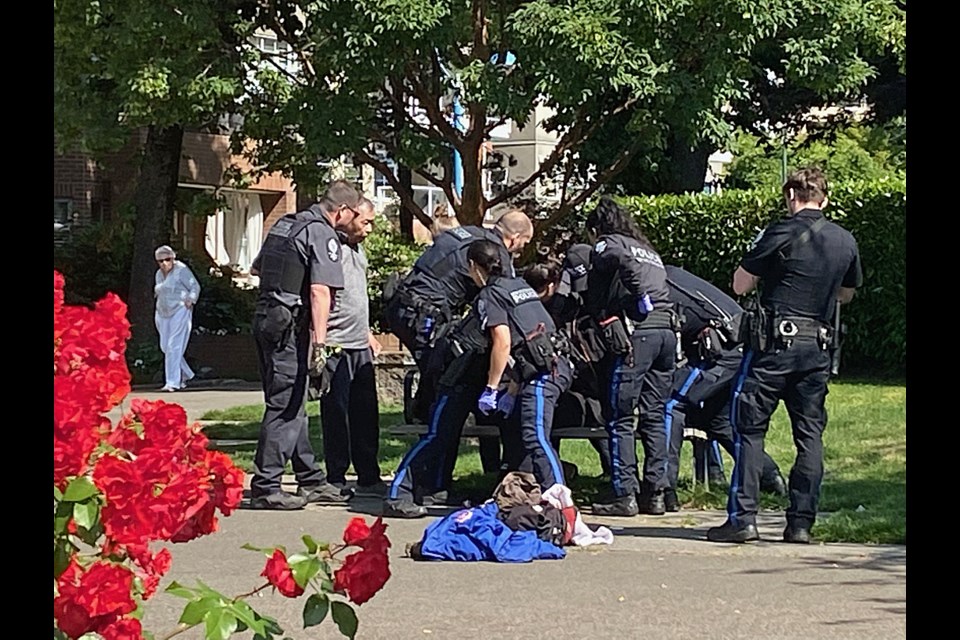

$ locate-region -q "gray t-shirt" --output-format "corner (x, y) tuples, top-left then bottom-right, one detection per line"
(326, 241), (371, 349)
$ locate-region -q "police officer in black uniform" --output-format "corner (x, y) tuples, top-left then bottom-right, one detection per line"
(708, 167), (862, 543)
(247, 181), (365, 510)
(583, 197), (679, 517)
(385, 209), (534, 423)
(383, 239), (573, 516)
(523, 251), (613, 478)
(663, 264), (787, 512)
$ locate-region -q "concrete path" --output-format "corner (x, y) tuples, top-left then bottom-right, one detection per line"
(123, 386), (906, 640)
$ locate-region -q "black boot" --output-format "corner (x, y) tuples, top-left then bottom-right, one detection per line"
(591, 494), (639, 517)
(637, 485), (666, 516)
(382, 498), (427, 519)
(761, 472), (788, 497)
(783, 524), (812, 544)
(663, 488), (680, 512)
(706, 520), (760, 543)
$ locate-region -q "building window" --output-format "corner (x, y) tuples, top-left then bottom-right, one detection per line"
(54, 199), (72, 224)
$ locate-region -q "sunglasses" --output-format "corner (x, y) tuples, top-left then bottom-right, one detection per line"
(157, 258), (173, 264)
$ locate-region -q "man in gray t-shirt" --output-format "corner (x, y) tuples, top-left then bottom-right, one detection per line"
(319, 198), (385, 496)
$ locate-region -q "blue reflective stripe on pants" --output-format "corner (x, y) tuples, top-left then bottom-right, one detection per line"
(390, 394), (449, 499)
(664, 367), (702, 478)
(535, 378), (564, 486)
(607, 357), (623, 494)
(726, 350), (754, 525)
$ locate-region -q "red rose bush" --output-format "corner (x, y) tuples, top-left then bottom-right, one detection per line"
(53, 271), (391, 640)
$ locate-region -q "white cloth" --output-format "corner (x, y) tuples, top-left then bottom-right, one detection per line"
(541, 484), (614, 547)
(154, 261), (201, 318)
(154, 261), (201, 389)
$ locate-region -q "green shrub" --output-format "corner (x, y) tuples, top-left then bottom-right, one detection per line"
(363, 214), (421, 332)
(613, 176), (906, 374)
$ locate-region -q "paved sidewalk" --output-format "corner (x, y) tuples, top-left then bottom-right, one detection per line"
(126, 386), (907, 640)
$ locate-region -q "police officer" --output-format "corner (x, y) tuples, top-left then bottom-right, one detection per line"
(583, 197), (678, 516)
(523, 252), (613, 479)
(385, 209), (534, 423)
(383, 239), (573, 516)
(247, 180), (367, 510)
(708, 167), (862, 543)
(663, 264), (786, 512)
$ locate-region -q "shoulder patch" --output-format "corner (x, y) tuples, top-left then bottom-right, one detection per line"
(327, 237), (340, 262)
(594, 240), (607, 254)
(451, 227), (473, 240)
(748, 229), (766, 251)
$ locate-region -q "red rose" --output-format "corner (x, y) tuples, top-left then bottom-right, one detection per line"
(55, 559), (137, 639)
(343, 517), (372, 546)
(342, 516), (391, 554)
(261, 550), (304, 598)
(97, 616), (143, 640)
(333, 548), (391, 605)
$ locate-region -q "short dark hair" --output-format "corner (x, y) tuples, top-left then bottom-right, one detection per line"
(466, 239), (505, 278)
(522, 261), (561, 294)
(585, 196), (653, 248)
(319, 180), (363, 212)
(783, 167), (828, 203)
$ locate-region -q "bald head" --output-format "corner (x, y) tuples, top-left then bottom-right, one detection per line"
(494, 209), (534, 254)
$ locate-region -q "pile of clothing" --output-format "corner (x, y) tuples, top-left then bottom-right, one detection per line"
(409, 472), (614, 563)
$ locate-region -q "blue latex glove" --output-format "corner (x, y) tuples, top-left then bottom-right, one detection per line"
(637, 293), (654, 316)
(496, 392), (516, 417)
(477, 386), (499, 415)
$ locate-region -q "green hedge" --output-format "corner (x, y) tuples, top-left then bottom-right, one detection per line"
(363, 214), (422, 332)
(614, 177), (906, 374)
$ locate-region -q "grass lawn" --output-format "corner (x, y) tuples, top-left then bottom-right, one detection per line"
(201, 377), (905, 544)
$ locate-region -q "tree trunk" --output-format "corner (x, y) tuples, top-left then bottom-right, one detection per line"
(458, 136), (485, 226)
(398, 164), (413, 240)
(128, 124), (184, 352)
(662, 141), (712, 194)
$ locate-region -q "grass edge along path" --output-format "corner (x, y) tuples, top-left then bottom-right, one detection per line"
(200, 379), (905, 545)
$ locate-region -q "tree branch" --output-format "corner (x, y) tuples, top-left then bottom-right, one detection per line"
(541, 143), (641, 231)
(356, 149), (434, 229)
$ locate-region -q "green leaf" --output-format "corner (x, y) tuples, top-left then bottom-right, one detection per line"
(54, 542), (75, 579)
(289, 556), (322, 588)
(302, 534), (318, 554)
(180, 596), (220, 625)
(303, 593), (329, 628)
(205, 608), (238, 640)
(230, 600), (266, 635)
(242, 542), (281, 555)
(73, 500), (98, 530)
(166, 581), (198, 600)
(54, 485), (63, 501)
(63, 476), (99, 502)
(331, 601), (358, 639)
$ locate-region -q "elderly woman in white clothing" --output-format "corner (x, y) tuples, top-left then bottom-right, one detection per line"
(154, 245), (201, 392)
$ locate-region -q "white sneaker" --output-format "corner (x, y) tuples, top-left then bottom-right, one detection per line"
(160, 386), (177, 392)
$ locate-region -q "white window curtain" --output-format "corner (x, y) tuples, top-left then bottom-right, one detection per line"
(204, 192), (264, 273)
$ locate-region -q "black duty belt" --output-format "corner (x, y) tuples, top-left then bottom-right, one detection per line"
(773, 315), (830, 339)
(398, 290), (452, 321)
(630, 308), (678, 331)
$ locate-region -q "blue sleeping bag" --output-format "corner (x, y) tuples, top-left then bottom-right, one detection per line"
(418, 501), (566, 562)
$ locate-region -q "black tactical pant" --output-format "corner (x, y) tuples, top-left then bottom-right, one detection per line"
(388, 358), (486, 502)
(666, 361), (782, 490)
(385, 297), (445, 423)
(505, 358), (574, 491)
(319, 348), (382, 487)
(250, 303), (327, 497)
(600, 327), (677, 497)
(728, 337), (831, 529)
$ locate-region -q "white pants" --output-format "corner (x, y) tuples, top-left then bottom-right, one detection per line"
(155, 306), (195, 389)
